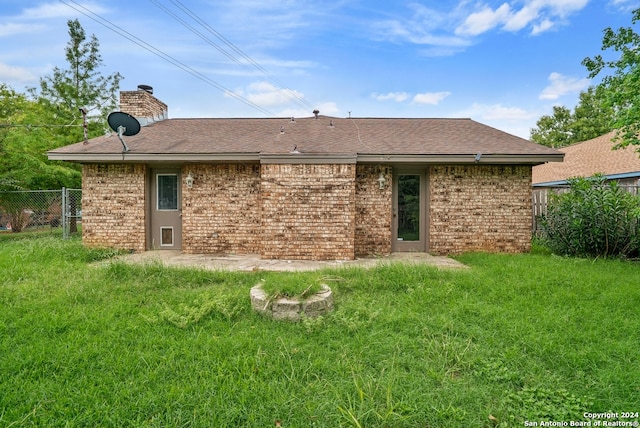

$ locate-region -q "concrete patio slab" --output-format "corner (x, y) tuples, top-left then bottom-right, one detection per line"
(115, 251), (467, 272)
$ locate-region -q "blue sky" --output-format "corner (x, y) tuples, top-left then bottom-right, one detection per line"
(1, 0), (638, 138)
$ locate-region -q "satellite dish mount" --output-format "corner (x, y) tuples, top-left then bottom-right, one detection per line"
(107, 112), (141, 152)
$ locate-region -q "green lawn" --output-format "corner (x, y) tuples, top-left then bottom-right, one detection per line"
(1, 235), (639, 427)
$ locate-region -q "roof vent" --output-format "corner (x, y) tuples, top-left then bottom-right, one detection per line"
(313, 109), (319, 119)
(137, 84), (153, 94)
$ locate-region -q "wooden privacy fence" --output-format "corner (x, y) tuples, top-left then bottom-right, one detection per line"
(532, 185), (640, 233)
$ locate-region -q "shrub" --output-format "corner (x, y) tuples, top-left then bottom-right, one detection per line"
(541, 175), (640, 257)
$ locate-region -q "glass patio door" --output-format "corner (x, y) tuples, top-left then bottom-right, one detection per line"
(392, 171), (427, 252)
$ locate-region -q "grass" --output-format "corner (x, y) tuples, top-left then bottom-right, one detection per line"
(260, 272), (325, 299)
(0, 235), (639, 427)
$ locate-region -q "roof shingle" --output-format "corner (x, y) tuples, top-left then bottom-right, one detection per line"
(532, 131), (640, 185)
(49, 116), (562, 162)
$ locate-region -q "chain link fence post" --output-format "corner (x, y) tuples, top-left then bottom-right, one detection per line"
(62, 187), (68, 239)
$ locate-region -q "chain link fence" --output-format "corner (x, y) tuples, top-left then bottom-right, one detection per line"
(0, 188), (81, 238)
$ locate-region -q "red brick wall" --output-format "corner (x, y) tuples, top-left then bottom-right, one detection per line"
(355, 165), (392, 256)
(429, 165), (532, 254)
(181, 164), (261, 254)
(260, 164), (357, 260)
(82, 164), (147, 252)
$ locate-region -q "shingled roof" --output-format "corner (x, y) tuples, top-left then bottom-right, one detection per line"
(532, 131), (640, 185)
(49, 115), (562, 164)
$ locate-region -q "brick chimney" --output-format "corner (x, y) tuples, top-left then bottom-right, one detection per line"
(119, 85), (168, 126)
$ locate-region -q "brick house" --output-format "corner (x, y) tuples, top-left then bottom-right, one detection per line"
(48, 88), (563, 260)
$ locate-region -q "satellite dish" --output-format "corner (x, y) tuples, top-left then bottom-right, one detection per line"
(107, 112), (141, 152)
(108, 111), (140, 136)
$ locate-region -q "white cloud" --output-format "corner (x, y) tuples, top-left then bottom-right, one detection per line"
(371, 91), (450, 105)
(551, 0), (592, 15)
(372, 0), (589, 57)
(0, 23), (43, 37)
(455, 0), (589, 36)
(539, 72), (590, 100)
(209, 1), (338, 50)
(456, 3), (511, 36)
(502, 4), (541, 32)
(460, 103), (537, 121)
(0, 2), (106, 36)
(413, 91), (451, 105)
(452, 102), (539, 138)
(531, 18), (554, 35)
(0, 62), (37, 83)
(372, 92), (410, 102)
(372, 3), (471, 51)
(259, 58), (317, 70)
(19, 2), (107, 20)
(611, 0), (640, 12)
(228, 81), (307, 107)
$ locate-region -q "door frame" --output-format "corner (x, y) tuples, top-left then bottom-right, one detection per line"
(148, 167), (182, 250)
(392, 168), (429, 252)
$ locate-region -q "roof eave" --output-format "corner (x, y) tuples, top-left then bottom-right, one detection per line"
(357, 153), (565, 164)
(48, 152), (565, 165)
(533, 170), (640, 187)
(259, 153), (357, 164)
(47, 152), (262, 163)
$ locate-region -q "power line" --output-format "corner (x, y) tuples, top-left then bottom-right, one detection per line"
(163, 0), (316, 112)
(149, 0), (242, 66)
(0, 112), (83, 130)
(57, 0), (277, 117)
(0, 123), (81, 128)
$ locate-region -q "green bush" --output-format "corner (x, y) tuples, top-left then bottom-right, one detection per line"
(541, 175), (640, 257)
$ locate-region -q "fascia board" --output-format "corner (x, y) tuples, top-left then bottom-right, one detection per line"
(259, 154), (357, 164)
(46, 153), (261, 163)
(357, 154), (564, 164)
(48, 152), (564, 165)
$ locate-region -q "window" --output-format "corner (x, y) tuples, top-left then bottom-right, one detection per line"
(157, 174), (178, 210)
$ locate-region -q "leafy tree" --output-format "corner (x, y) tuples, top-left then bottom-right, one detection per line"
(0, 84), (81, 190)
(1, 19), (122, 191)
(530, 105), (573, 148)
(570, 85), (615, 142)
(530, 86), (614, 148)
(582, 8), (640, 149)
(35, 19), (122, 232)
(37, 18), (123, 142)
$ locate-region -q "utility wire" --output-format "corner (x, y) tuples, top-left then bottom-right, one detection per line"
(58, 0), (277, 117)
(165, 0), (316, 111)
(0, 123), (81, 128)
(0, 110), (84, 130)
(149, 0), (242, 66)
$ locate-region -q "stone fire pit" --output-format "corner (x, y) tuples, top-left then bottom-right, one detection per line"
(250, 283), (333, 321)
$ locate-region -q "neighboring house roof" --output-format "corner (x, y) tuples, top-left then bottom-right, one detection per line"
(49, 116), (563, 164)
(532, 131), (640, 186)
